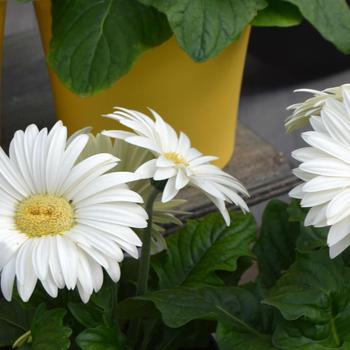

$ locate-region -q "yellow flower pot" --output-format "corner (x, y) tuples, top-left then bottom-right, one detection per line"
(34, 0), (250, 167)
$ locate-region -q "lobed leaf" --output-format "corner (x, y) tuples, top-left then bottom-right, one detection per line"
(152, 211), (257, 289)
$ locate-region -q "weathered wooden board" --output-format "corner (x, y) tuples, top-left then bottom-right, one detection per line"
(1, 30), (297, 217)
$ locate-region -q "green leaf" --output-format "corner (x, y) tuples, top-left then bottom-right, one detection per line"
(140, 286), (262, 329)
(216, 322), (276, 350)
(48, 0), (172, 96)
(264, 249), (350, 349)
(252, 0), (302, 27)
(139, 0), (267, 62)
(254, 200), (299, 288)
(0, 299), (34, 347)
(68, 303), (102, 328)
(264, 249), (350, 322)
(116, 298), (159, 320)
(153, 321), (213, 350)
(76, 326), (124, 350)
(272, 321), (350, 349)
(30, 307), (72, 350)
(283, 0), (350, 54)
(152, 211), (256, 289)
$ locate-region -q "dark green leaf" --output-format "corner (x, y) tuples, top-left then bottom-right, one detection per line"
(116, 298), (159, 320)
(264, 249), (350, 322)
(283, 0), (350, 54)
(0, 299), (34, 347)
(76, 326), (124, 350)
(216, 322), (276, 350)
(139, 0), (267, 62)
(254, 200), (299, 288)
(140, 286), (262, 329)
(68, 303), (102, 328)
(264, 249), (350, 349)
(253, 0), (302, 27)
(152, 211), (256, 289)
(272, 321), (350, 349)
(48, 0), (172, 96)
(155, 321), (213, 350)
(30, 307), (72, 350)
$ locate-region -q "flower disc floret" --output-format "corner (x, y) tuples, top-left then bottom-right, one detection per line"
(15, 195), (74, 237)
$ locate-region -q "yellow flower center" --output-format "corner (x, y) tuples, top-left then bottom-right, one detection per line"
(164, 152), (189, 166)
(15, 195), (74, 238)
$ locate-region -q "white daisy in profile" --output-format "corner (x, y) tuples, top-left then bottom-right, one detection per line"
(285, 84), (350, 132)
(289, 89), (350, 258)
(0, 122), (147, 303)
(102, 108), (249, 225)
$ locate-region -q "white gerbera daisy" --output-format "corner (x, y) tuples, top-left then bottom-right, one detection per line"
(289, 89), (350, 258)
(0, 122), (147, 303)
(102, 108), (249, 226)
(285, 84), (350, 132)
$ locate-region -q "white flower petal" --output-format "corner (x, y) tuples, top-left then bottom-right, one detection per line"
(301, 189), (341, 207)
(41, 270), (59, 298)
(303, 176), (350, 192)
(175, 168), (190, 190)
(304, 204), (327, 227)
(289, 184), (304, 199)
(329, 233), (350, 259)
(32, 237), (50, 281)
(302, 131), (350, 164)
(56, 235), (78, 290)
(162, 177), (178, 202)
(1, 256), (16, 301)
(327, 189), (350, 225)
(327, 216), (350, 246)
(104, 257), (121, 283)
(300, 158), (350, 177)
(292, 147), (328, 163)
(135, 159), (157, 179)
(154, 167), (177, 181)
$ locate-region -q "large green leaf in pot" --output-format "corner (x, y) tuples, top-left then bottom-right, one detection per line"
(139, 0), (267, 62)
(254, 200), (299, 288)
(48, 0), (172, 96)
(283, 0), (350, 54)
(152, 211), (256, 289)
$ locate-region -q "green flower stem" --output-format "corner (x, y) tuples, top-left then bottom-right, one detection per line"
(128, 186), (160, 347)
(136, 186), (160, 296)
